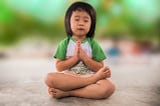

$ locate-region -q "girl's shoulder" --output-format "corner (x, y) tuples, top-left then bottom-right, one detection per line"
(59, 37), (70, 45)
(87, 37), (99, 46)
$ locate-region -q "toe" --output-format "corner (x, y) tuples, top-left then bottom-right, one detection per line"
(49, 88), (54, 92)
(53, 89), (57, 93)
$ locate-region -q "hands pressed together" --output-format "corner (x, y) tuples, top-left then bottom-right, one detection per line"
(74, 40), (88, 61)
(73, 41), (111, 78)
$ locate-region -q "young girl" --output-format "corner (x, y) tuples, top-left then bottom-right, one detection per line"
(45, 1), (115, 99)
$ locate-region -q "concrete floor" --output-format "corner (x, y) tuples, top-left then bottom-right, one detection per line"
(0, 54), (160, 106)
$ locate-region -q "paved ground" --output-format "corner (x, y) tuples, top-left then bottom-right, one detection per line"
(0, 54), (160, 106)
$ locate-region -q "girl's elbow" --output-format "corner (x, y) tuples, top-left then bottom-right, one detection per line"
(98, 63), (103, 70)
(56, 68), (63, 72)
(56, 65), (64, 72)
(96, 64), (103, 71)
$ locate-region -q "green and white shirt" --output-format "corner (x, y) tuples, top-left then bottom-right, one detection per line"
(54, 37), (106, 74)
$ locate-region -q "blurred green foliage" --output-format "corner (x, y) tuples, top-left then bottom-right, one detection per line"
(0, 0), (159, 46)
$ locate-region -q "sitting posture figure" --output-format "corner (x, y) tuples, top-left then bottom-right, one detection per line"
(45, 1), (115, 99)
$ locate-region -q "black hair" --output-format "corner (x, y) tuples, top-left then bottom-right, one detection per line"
(65, 1), (96, 38)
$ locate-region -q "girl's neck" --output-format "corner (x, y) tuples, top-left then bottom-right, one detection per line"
(72, 35), (86, 42)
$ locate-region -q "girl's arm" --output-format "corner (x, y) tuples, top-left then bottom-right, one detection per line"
(56, 44), (80, 72)
(79, 47), (103, 72)
(83, 56), (103, 72)
(56, 56), (79, 72)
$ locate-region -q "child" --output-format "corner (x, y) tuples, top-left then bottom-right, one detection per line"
(45, 1), (115, 99)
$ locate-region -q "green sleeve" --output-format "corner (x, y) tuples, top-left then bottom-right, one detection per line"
(54, 38), (69, 60)
(91, 39), (106, 61)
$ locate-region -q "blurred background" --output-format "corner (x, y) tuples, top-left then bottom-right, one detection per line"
(0, 0), (160, 83)
(0, 0), (160, 59)
(0, 0), (160, 105)
(0, 0), (160, 74)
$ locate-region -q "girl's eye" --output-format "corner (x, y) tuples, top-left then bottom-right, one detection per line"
(75, 19), (79, 21)
(84, 20), (88, 22)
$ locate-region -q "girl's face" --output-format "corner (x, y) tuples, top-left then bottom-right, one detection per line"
(70, 10), (91, 37)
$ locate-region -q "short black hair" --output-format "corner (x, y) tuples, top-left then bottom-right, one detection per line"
(65, 1), (96, 38)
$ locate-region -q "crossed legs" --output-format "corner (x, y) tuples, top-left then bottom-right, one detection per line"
(45, 67), (115, 99)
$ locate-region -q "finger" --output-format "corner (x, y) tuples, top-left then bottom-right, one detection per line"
(105, 66), (110, 69)
(107, 74), (110, 76)
(107, 74), (111, 77)
(108, 73), (111, 76)
(77, 43), (80, 47)
(106, 73), (111, 77)
(77, 40), (81, 43)
(106, 67), (109, 70)
(107, 73), (111, 76)
(104, 71), (108, 74)
(107, 75), (111, 78)
(101, 67), (106, 71)
(105, 70), (110, 74)
(77, 41), (80, 45)
(77, 41), (81, 45)
(77, 46), (82, 52)
(107, 71), (111, 75)
(106, 71), (110, 74)
(103, 67), (109, 72)
(106, 68), (111, 72)
(108, 70), (111, 74)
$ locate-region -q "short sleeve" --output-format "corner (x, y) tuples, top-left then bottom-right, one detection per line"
(54, 38), (69, 60)
(91, 39), (106, 61)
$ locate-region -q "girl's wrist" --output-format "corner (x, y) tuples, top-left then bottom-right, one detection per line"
(81, 54), (88, 61)
(73, 55), (79, 61)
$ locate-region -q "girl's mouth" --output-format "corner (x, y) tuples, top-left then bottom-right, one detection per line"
(77, 28), (84, 30)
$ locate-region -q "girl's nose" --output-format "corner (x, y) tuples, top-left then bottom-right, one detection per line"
(78, 21), (84, 26)
(78, 23), (84, 26)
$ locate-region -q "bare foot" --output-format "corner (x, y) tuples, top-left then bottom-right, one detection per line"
(93, 67), (110, 80)
(105, 67), (111, 78)
(51, 88), (70, 99)
(48, 87), (54, 96)
(48, 87), (70, 99)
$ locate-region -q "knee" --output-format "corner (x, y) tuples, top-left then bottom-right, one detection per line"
(44, 73), (54, 87)
(99, 81), (116, 99)
(104, 83), (115, 98)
